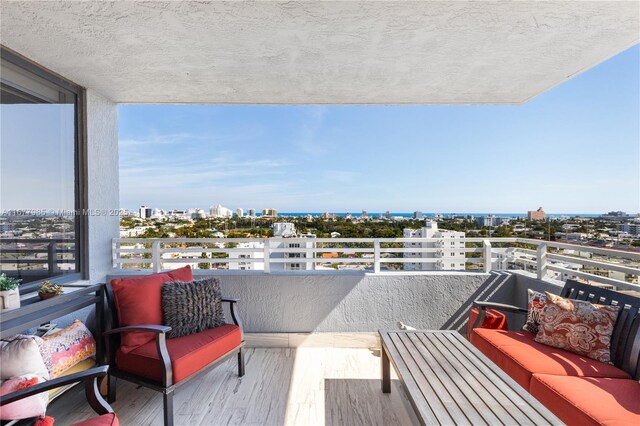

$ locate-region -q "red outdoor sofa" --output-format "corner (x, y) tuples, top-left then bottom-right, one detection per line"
(470, 279), (640, 426)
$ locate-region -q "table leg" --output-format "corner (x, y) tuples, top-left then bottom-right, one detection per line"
(381, 346), (391, 393)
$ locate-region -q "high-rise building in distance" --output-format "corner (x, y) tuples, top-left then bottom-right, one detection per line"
(272, 223), (316, 271)
(209, 204), (233, 218)
(262, 208), (278, 218)
(403, 222), (465, 271)
(139, 205), (152, 219)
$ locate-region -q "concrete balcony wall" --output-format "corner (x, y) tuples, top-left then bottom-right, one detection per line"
(107, 270), (520, 333)
(86, 90), (119, 284)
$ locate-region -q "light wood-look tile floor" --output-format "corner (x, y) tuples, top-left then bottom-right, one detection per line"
(48, 348), (419, 425)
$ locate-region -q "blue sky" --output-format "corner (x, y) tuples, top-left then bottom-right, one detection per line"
(1, 104), (75, 211)
(119, 45), (640, 214)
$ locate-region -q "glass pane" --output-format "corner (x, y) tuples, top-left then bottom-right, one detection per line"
(0, 60), (78, 283)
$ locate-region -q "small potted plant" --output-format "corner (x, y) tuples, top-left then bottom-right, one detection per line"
(38, 281), (64, 300)
(0, 273), (21, 311)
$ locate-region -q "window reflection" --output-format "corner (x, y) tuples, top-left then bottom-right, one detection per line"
(1, 56), (79, 283)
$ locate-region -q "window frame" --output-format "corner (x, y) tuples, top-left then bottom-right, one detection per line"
(1, 47), (88, 292)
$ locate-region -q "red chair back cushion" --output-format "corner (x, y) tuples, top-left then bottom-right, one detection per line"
(467, 307), (508, 339)
(111, 266), (193, 353)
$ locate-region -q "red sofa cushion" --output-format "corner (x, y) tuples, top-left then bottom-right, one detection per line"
(111, 267), (193, 353)
(72, 413), (119, 426)
(471, 329), (630, 390)
(467, 307), (508, 339)
(530, 374), (640, 426)
(116, 324), (241, 384)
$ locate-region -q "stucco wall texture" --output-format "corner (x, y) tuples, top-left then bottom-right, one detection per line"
(108, 271), (518, 333)
(87, 90), (119, 284)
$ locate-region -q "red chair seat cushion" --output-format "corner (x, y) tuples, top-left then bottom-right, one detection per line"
(470, 329), (630, 390)
(110, 266), (193, 353)
(530, 374), (640, 426)
(71, 413), (119, 426)
(116, 324), (241, 384)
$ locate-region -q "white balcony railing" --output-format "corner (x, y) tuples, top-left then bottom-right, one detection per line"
(112, 237), (640, 291)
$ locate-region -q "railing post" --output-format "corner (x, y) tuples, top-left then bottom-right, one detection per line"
(47, 242), (59, 275)
(152, 240), (161, 273)
(112, 239), (118, 269)
(373, 239), (381, 273)
(537, 243), (547, 280)
(483, 240), (492, 273)
(263, 239), (271, 274)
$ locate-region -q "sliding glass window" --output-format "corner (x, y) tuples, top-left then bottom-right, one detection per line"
(0, 49), (85, 286)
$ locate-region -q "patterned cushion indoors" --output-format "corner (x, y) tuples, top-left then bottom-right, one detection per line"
(43, 320), (96, 377)
(161, 277), (225, 339)
(534, 292), (620, 364)
(523, 289), (547, 334)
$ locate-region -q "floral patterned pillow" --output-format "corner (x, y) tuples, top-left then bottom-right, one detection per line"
(534, 292), (620, 364)
(43, 320), (96, 377)
(523, 289), (547, 334)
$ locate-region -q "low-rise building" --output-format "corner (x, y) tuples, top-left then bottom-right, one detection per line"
(617, 222), (640, 235)
(555, 232), (587, 242)
(527, 207), (546, 221)
(228, 241), (264, 271)
(119, 225), (152, 237)
(475, 215), (510, 227)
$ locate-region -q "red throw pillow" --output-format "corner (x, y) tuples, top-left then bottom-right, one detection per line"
(111, 267), (193, 353)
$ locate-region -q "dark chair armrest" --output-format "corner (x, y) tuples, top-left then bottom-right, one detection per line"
(0, 366), (113, 416)
(0, 366), (108, 404)
(103, 324), (173, 387)
(473, 301), (528, 315)
(103, 324), (171, 336)
(468, 301), (528, 336)
(222, 297), (243, 337)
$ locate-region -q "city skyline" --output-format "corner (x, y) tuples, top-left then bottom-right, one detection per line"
(119, 45), (639, 213)
(128, 204), (628, 218)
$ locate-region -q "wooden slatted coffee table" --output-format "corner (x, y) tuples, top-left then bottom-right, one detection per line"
(379, 330), (562, 426)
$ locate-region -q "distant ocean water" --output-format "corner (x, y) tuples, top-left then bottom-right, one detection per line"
(273, 212), (601, 219)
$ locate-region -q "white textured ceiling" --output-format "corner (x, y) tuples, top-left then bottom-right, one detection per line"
(1, 1), (638, 104)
